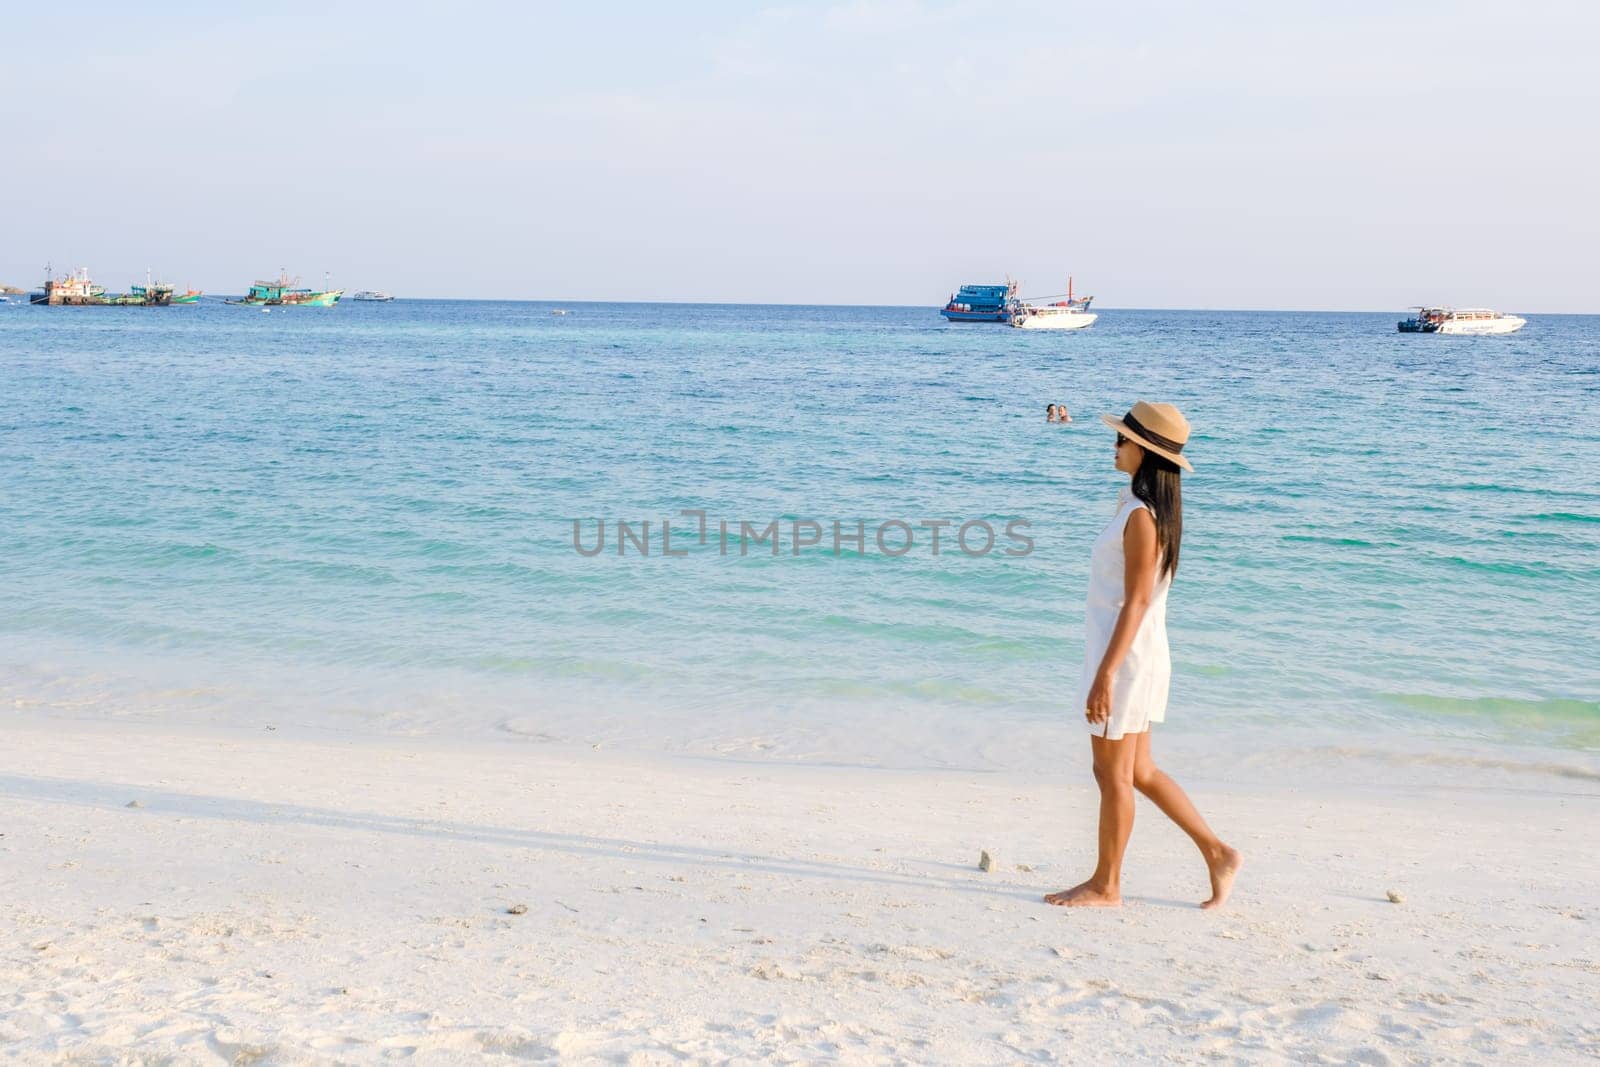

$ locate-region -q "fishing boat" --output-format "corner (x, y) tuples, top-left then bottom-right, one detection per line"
(115, 286), (173, 306)
(350, 290), (394, 302)
(228, 271), (344, 307)
(29, 266), (107, 305)
(121, 268), (177, 306)
(29, 266), (174, 306)
(940, 280), (1018, 322)
(170, 288), (203, 304)
(1009, 278), (1097, 330)
(1397, 307), (1525, 335)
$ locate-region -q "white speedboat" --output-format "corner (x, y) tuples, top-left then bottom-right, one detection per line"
(1008, 276), (1097, 330)
(1011, 304), (1097, 330)
(350, 290), (395, 302)
(1398, 307), (1525, 335)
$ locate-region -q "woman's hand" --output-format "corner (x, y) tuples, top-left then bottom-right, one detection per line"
(1085, 670), (1113, 724)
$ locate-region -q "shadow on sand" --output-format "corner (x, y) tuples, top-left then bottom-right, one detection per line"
(0, 772), (1091, 905)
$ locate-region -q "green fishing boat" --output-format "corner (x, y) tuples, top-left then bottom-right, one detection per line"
(228, 271), (343, 307)
(125, 282), (176, 306)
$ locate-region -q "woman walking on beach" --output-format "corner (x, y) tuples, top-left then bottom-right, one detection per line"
(1046, 401), (1241, 910)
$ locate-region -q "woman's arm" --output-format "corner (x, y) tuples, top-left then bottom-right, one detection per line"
(1086, 508), (1160, 724)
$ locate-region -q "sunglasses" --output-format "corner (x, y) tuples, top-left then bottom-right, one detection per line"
(1115, 433), (1129, 446)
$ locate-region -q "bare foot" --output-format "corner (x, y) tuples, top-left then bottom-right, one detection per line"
(1201, 845), (1242, 910)
(1044, 880), (1122, 908)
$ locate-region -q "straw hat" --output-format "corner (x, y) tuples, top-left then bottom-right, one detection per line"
(1100, 401), (1194, 472)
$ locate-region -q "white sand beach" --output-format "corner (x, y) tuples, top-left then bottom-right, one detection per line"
(3, 715), (1596, 1064)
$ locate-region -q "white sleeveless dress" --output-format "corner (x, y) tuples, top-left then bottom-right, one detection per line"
(1075, 487), (1172, 740)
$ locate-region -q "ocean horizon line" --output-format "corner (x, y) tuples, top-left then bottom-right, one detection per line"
(147, 296), (1597, 317)
(10, 285), (1593, 316)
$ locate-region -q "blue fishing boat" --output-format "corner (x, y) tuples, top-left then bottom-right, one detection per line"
(940, 280), (1017, 322)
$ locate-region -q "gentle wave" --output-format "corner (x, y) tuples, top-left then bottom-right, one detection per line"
(1381, 692), (1597, 715)
(1314, 745), (1600, 783)
(1528, 511), (1600, 524)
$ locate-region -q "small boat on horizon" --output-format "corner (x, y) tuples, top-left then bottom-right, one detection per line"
(350, 290), (395, 302)
(1009, 278), (1097, 331)
(29, 265), (177, 306)
(126, 269), (179, 306)
(227, 271), (343, 307)
(940, 280), (1017, 322)
(1398, 306), (1525, 335)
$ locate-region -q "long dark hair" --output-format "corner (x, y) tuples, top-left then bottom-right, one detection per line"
(1131, 450), (1183, 582)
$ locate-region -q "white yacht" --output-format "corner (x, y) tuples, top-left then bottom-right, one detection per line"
(1010, 304), (1098, 330)
(1398, 307), (1525, 335)
(350, 290), (395, 302)
(1008, 277), (1097, 330)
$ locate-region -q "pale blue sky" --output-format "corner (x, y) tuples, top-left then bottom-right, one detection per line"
(4, 1), (1597, 309)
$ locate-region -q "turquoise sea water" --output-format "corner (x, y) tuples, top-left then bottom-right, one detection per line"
(2, 300), (1597, 768)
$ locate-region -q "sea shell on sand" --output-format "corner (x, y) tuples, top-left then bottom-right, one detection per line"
(1386, 889), (1405, 904)
(978, 851), (993, 873)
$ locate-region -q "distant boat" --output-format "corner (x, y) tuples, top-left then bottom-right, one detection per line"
(350, 290), (395, 302)
(118, 284), (176, 306)
(1010, 305), (1098, 330)
(940, 280), (1017, 322)
(1398, 307), (1525, 335)
(227, 271), (343, 307)
(550, 308), (570, 315)
(122, 268), (180, 306)
(1009, 277), (1097, 330)
(29, 265), (174, 306)
(170, 288), (203, 304)
(29, 266), (106, 305)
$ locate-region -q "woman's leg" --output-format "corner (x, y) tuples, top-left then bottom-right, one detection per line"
(1045, 733), (1138, 907)
(1131, 731), (1241, 909)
